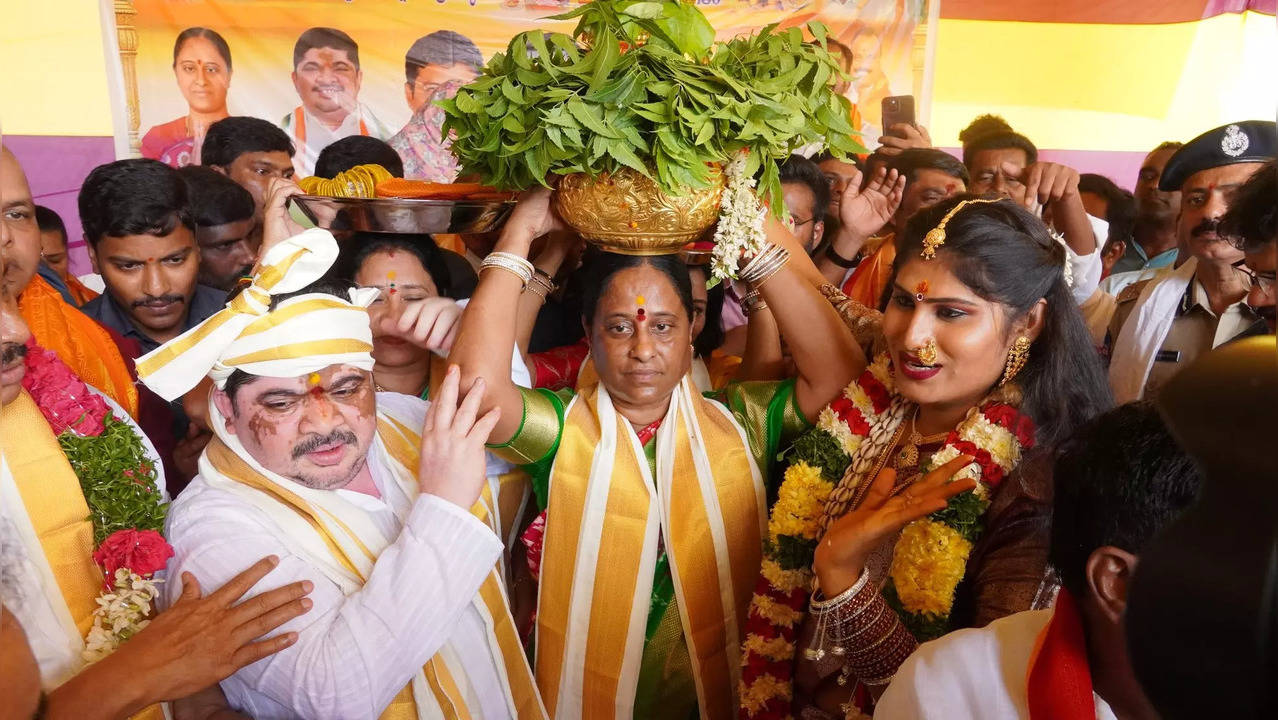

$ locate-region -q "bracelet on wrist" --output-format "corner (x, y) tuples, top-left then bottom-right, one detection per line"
(739, 244), (791, 286)
(824, 242), (858, 269)
(480, 251), (535, 289)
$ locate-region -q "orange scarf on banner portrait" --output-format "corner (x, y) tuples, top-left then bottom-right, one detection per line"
(18, 275), (139, 418)
(535, 372), (765, 720)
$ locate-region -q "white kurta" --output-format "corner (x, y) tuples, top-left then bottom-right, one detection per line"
(163, 393), (509, 720)
(875, 609), (1117, 720)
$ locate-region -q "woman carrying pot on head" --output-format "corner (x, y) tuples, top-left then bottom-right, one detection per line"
(739, 196), (1113, 718)
(446, 188), (862, 720)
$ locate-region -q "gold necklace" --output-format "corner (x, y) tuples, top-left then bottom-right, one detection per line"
(895, 409), (950, 470)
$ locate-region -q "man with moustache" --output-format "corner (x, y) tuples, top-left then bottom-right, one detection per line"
(962, 118), (1103, 305)
(1108, 121), (1274, 402)
(80, 160), (225, 357)
(280, 27), (392, 177)
(0, 233), (314, 720)
(143, 228), (543, 719)
(79, 159), (228, 486)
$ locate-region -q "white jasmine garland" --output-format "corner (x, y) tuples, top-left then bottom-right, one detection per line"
(81, 568), (163, 663)
(710, 153), (769, 286)
(1052, 230), (1074, 289)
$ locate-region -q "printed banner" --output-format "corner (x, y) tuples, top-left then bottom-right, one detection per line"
(129, 0), (935, 176)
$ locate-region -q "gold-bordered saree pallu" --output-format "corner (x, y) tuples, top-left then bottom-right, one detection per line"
(536, 374), (766, 720)
(199, 404), (545, 720)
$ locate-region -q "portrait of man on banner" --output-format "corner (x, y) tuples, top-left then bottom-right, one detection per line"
(279, 27), (392, 177)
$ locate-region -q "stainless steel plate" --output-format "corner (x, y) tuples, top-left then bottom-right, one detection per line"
(289, 195), (515, 235)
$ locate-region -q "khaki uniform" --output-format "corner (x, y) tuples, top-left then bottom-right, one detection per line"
(1108, 277), (1268, 400)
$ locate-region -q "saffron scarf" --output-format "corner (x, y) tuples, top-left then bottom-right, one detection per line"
(840, 233), (895, 308)
(199, 399), (545, 720)
(535, 373), (765, 720)
(18, 276), (138, 418)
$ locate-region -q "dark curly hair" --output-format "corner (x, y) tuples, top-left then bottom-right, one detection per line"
(892, 196), (1113, 449)
(1220, 159), (1276, 254)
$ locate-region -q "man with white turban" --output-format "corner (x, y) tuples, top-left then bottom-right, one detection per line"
(142, 228), (545, 719)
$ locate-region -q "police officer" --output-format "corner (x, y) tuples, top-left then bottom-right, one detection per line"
(1107, 120), (1274, 402)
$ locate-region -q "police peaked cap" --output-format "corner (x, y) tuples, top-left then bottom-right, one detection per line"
(1159, 120), (1277, 191)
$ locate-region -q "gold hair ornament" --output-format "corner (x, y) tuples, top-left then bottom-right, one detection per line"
(921, 198), (1002, 260)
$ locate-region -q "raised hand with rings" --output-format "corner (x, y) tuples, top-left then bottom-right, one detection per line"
(813, 454), (977, 597)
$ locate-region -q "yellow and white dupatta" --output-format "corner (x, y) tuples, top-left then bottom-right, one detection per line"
(535, 374), (765, 720)
(199, 399), (545, 720)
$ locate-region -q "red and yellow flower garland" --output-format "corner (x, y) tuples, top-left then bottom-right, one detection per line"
(22, 340), (172, 662)
(738, 354), (1035, 718)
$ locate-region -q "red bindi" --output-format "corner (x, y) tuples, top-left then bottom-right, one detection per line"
(309, 385), (325, 397)
(636, 308), (646, 321)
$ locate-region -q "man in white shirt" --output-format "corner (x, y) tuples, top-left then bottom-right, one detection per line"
(0, 220), (312, 718)
(141, 229), (544, 719)
(281, 27), (392, 177)
(876, 403), (1203, 720)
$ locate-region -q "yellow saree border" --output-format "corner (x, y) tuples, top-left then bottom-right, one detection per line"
(535, 375), (763, 720)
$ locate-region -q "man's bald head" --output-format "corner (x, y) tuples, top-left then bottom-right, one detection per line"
(0, 147), (42, 298)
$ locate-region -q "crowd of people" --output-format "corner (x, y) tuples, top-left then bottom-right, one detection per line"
(1, 22), (1276, 720)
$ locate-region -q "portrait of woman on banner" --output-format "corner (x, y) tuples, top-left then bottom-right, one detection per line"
(140, 27), (233, 168)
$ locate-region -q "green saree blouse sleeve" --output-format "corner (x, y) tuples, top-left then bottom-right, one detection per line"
(710, 377), (811, 488)
(486, 386), (572, 510)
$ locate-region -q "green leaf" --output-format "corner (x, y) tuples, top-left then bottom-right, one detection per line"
(809, 21), (828, 48)
(694, 120), (716, 146)
(606, 141), (649, 174)
(567, 98), (622, 139)
(501, 79), (524, 105)
(619, 1), (663, 19)
(588, 29), (620, 95)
